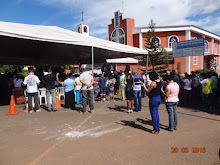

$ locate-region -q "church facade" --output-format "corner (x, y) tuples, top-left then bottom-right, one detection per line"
(108, 11), (220, 74)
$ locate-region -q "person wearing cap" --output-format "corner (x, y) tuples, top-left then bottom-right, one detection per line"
(133, 70), (142, 112)
(42, 69), (57, 112)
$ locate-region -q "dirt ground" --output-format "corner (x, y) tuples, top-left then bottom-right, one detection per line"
(0, 97), (219, 165)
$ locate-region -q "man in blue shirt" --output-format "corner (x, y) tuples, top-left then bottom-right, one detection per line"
(133, 70), (142, 111)
(98, 74), (107, 102)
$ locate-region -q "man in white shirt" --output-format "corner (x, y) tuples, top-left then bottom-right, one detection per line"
(79, 68), (94, 114)
(23, 68), (40, 113)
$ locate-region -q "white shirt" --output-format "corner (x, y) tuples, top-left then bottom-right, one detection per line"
(13, 78), (23, 87)
(183, 79), (192, 90)
(79, 72), (93, 90)
(74, 77), (82, 90)
(146, 74), (152, 87)
(23, 75), (40, 93)
(142, 75), (146, 83)
(201, 79), (208, 85)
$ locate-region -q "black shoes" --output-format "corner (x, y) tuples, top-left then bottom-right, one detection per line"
(152, 130), (160, 134)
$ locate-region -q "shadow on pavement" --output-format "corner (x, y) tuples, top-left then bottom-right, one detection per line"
(136, 118), (169, 131)
(116, 120), (152, 133)
(108, 105), (127, 112)
(178, 112), (220, 122)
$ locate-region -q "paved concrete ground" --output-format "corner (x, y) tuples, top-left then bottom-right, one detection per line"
(0, 97), (219, 165)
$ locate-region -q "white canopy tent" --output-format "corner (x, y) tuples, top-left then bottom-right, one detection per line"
(0, 21), (148, 65)
(106, 57), (138, 64)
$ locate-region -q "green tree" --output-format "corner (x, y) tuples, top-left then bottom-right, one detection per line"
(0, 65), (24, 74)
(144, 19), (169, 71)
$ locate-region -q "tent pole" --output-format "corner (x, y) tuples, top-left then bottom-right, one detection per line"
(92, 46), (94, 77)
(92, 46), (94, 102)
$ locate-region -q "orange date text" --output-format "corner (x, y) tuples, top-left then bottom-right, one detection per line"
(171, 147), (206, 153)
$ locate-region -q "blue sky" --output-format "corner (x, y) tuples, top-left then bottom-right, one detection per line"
(0, 0), (220, 39)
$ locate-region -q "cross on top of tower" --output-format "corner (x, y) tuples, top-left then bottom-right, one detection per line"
(81, 11), (84, 23)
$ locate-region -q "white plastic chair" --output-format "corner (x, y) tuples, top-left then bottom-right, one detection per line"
(38, 88), (47, 105)
(58, 87), (65, 101)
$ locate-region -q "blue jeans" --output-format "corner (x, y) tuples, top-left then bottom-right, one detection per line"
(149, 95), (161, 131)
(75, 90), (82, 104)
(165, 102), (178, 130)
(134, 91), (142, 111)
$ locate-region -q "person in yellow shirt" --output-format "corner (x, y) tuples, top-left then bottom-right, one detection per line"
(198, 73), (212, 110)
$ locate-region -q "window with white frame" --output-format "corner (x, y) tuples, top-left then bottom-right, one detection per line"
(193, 56), (197, 65)
(169, 36), (179, 48)
(155, 36), (161, 46)
(204, 40), (209, 53)
(215, 43), (217, 54)
(111, 28), (125, 44)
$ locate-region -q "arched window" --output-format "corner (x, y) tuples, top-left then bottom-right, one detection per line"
(84, 26), (87, 33)
(168, 35), (179, 48)
(111, 27), (125, 44)
(150, 36), (161, 47)
(204, 40), (209, 53)
(78, 27), (81, 33)
(155, 37), (161, 46)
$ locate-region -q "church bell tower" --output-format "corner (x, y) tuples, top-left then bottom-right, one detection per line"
(77, 11), (89, 36)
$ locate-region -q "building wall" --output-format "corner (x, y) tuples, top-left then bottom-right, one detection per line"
(142, 31), (187, 73)
(126, 18), (135, 46)
(204, 37), (211, 55)
(133, 33), (139, 48)
(108, 12), (220, 74)
(116, 63), (138, 73)
(108, 14), (134, 46)
(191, 32), (204, 70)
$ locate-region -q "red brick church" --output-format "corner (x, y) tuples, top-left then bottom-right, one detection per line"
(108, 11), (220, 75)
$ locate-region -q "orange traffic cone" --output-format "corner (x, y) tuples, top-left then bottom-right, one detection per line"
(56, 92), (62, 109)
(8, 95), (19, 115)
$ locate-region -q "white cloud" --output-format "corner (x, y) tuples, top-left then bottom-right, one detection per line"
(90, 28), (108, 35)
(35, 0), (220, 38)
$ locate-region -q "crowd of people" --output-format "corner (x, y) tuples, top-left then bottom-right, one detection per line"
(0, 65), (219, 134)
